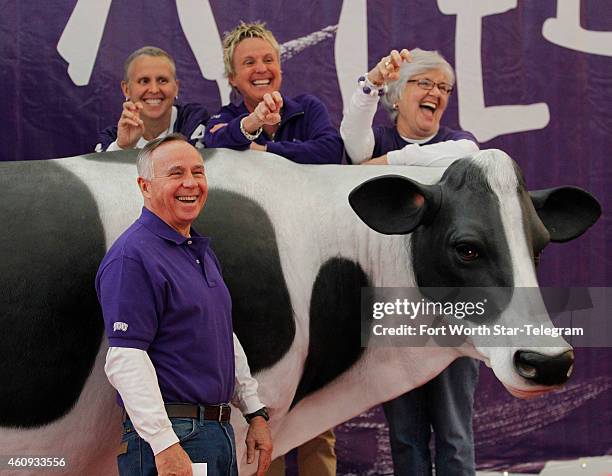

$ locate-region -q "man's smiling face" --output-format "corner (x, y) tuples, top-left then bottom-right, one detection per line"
(139, 140), (207, 237)
(396, 68), (451, 139)
(229, 37), (282, 112)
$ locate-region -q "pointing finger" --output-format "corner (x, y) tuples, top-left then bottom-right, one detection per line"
(400, 48), (412, 63)
(272, 91), (283, 109)
(263, 94), (276, 112)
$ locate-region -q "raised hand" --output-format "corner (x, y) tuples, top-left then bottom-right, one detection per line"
(116, 100), (145, 149)
(242, 92), (283, 134)
(367, 49), (412, 86)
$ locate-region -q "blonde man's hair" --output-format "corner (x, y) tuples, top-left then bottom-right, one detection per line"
(222, 21), (280, 78)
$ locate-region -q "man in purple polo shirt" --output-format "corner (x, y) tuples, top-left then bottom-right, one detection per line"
(96, 134), (272, 476)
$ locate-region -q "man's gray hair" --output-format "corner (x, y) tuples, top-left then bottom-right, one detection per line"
(137, 133), (188, 179)
(381, 48), (455, 122)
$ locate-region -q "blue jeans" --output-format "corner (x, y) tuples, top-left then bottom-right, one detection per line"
(383, 357), (480, 476)
(118, 416), (238, 476)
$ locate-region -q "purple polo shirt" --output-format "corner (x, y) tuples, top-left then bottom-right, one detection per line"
(372, 125), (477, 158)
(204, 94), (343, 164)
(95, 207), (235, 406)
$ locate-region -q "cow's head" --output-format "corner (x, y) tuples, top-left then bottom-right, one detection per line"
(349, 149), (601, 397)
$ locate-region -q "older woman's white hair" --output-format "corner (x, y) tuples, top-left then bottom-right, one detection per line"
(381, 48), (455, 122)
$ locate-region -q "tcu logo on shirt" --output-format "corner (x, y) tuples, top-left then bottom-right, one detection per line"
(113, 321), (128, 332)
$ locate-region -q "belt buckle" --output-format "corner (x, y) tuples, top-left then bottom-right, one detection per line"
(220, 404), (229, 422)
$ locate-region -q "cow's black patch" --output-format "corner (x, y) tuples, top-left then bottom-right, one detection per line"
(0, 161), (105, 427)
(410, 159), (515, 319)
(196, 191), (294, 373)
(292, 258), (370, 406)
(412, 160), (514, 289)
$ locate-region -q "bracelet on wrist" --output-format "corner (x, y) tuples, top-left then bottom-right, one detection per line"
(240, 117), (263, 141)
(358, 74), (387, 97)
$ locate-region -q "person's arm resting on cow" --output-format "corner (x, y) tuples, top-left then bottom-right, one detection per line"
(263, 94), (343, 164)
(378, 137), (479, 166)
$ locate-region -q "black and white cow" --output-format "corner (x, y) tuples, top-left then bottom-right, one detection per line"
(0, 148), (600, 475)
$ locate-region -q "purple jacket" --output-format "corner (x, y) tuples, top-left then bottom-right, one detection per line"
(204, 94), (343, 164)
(96, 103), (210, 150)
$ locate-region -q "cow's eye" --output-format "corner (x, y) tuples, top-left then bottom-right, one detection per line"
(456, 243), (479, 262)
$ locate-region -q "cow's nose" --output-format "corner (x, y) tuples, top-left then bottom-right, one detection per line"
(513, 350), (574, 386)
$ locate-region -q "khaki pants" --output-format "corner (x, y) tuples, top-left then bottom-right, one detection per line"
(267, 429), (336, 476)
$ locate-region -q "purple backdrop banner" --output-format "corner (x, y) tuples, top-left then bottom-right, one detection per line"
(1, 0), (610, 473)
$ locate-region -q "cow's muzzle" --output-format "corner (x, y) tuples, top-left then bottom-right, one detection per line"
(513, 350), (574, 386)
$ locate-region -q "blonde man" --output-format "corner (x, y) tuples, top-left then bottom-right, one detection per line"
(204, 22), (343, 165)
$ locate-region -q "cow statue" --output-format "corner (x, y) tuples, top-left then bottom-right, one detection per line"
(0, 148), (601, 475)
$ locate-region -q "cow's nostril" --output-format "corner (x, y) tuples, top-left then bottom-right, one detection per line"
(514, 349), (574, 386)
(517, 362), (537, 379)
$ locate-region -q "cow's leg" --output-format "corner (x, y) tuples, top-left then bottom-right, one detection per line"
(268, 347), (460, 465)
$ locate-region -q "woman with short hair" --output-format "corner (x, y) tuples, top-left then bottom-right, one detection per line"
(96, 46), (209, 152)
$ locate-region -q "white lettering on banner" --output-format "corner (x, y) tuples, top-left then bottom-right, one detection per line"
(176, 0), (231, 104)
(542, 0), (612, 57)
(55, 0), (602, 141)
(335, 0), (368, 114)
(56, 0), (112, 86)
(437, 0), (550, 143)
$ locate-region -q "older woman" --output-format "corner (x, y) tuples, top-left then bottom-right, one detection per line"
(204, 22), (343, 164)
(96, 46), (209, 151)
(340, 48), (478, 165)
(342, 49), (480, 476)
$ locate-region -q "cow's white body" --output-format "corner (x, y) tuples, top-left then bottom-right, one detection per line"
(0, 149), (576, 475)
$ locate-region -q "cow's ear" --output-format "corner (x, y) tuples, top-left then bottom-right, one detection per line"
(349, 175), (441, 235)
(529, 186), (601, 243)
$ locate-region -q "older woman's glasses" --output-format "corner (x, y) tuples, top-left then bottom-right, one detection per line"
(406, 79), (453, 95)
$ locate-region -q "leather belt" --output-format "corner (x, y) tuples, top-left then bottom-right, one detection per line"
(165, 403), (231, 422)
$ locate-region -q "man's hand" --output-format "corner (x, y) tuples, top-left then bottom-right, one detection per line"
(245, 416), (273, 476)
(249, 142), (267, 152)
(117, 100), (145, 149)
(155, 442), (193, 476)
(242, 92), (283, 133)
(362, 155), (389, 165)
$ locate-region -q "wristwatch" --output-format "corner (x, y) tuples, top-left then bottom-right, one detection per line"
(245, 407), (269, 423)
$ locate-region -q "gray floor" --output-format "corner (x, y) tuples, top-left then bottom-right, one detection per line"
(476, 455), (612, 475)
